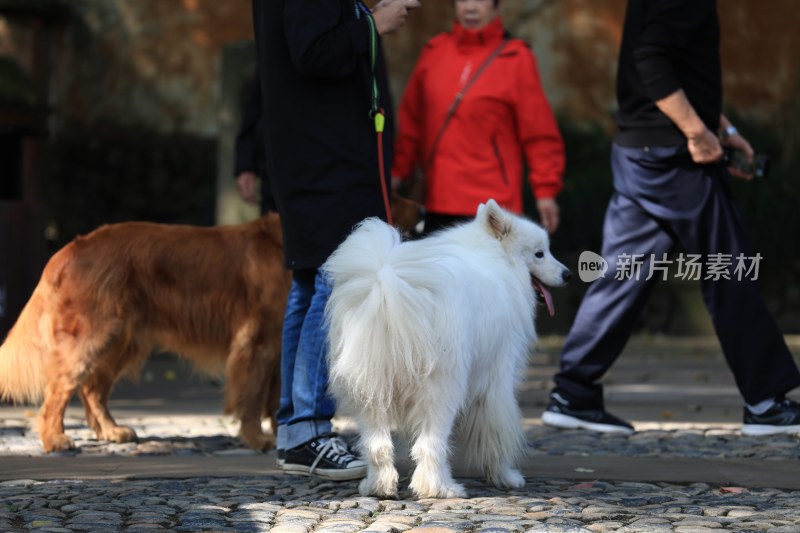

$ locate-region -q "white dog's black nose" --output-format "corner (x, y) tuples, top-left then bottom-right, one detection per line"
(562, 269), (573, 284)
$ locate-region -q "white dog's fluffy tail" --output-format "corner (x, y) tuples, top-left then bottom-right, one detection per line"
(0, 288), (47, 404)
(325, 218), (439, 412)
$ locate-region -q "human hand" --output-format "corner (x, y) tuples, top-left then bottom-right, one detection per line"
(536, 198), (559, 234)
(686, 127), (724, 165)
(721, 131), (755, 181)
(372, 0), (421, 35)
(236, 171), (259, 204)
(391, 176), (403, 192)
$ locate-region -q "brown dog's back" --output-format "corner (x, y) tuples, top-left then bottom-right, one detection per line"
(0, 213), (290, 452)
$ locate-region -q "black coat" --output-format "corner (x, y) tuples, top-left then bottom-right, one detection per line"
(252, 0), (394, 270)
(234, 74), (276, 214)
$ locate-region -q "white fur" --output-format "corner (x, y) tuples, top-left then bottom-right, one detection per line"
(324, 199), (568, 498)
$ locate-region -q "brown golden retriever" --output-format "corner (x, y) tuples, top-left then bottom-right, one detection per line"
(0, 213), (290, 453)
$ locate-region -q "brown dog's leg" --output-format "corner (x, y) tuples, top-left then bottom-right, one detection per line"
(38, 379), (79, 453)
(225, 328), (279, 451)
(230, 358), (277, 451)
(78, 336), (143, 445)
(79, 372), (137, 444)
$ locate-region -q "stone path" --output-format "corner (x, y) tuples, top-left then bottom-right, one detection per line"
(1, 336), (800, 532)
(3, 475), (800, 532)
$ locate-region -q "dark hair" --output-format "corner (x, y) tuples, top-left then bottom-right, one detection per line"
(454, 0), (501, 7)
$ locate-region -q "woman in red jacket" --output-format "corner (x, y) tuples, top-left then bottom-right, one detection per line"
(392, 0), (565, 234)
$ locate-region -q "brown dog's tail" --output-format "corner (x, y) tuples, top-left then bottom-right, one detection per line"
(0, 288), (47, 404)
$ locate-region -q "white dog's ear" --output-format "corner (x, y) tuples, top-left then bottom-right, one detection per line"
(479, 199), (511, 241)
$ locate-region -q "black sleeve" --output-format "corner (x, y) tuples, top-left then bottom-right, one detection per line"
(283, 0), (370, 78)
(633, 0), (714, 101)
(234, 75), (261, 176)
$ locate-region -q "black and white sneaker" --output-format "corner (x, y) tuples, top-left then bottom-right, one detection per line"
(541, 393), (635, 435)
(281, 433), (366, 481)
(742, 397), (800, 436)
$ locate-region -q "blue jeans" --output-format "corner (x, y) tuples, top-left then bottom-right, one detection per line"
(276, 269), (336, 451)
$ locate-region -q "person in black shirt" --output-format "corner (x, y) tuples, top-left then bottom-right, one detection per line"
(542, 0), (800, 435)
(251, 0), (420, 480)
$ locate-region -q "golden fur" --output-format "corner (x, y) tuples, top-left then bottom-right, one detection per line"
(0, 213), (290, 453)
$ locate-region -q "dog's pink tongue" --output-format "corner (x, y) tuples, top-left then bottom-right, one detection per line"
(532, 277), (555, 317)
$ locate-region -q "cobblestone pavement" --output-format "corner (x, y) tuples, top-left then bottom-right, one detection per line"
(1, 336), (800, 532)
(3, 475), (800, 533)
(2, 415), (799, 531)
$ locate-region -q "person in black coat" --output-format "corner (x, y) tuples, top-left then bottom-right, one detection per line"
(234, 73), (275, 214)
(251, 0), (420, 480)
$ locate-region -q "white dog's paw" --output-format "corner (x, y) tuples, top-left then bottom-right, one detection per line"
(409, 473), (467, 499)
(410, 482), (467, 499)
(359, 471), (398, 498)
(488, 468), (526, 489)
(441, 482), (468, 499)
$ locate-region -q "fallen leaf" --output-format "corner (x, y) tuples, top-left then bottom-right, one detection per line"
(571, 480), (598, 489)
(721, 486), (747, 494)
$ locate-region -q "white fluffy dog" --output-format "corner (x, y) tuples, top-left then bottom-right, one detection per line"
(324, 200), (570, 498)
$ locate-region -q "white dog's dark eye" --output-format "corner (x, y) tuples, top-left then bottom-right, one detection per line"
(535, 251), (544, 259)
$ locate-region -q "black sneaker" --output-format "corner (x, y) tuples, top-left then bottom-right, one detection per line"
(541, 393), (635, 435)
(281, 433), (366, 481)
(742, 397), (800, 436)
(276, 449), (285, 467)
